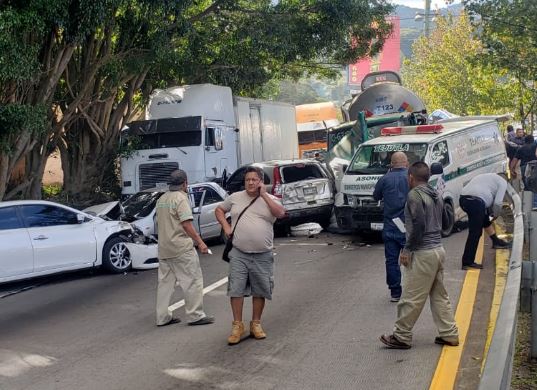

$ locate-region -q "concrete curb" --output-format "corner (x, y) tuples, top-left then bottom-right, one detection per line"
(478, 185), (523, 390)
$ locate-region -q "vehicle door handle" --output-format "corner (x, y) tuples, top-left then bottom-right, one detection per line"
(33, 235), (48, 240)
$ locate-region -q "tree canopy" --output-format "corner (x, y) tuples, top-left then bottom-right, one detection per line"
(401, 12), (516, 117)
(0, 0), (395, 201)
(464, 0), (537, 125)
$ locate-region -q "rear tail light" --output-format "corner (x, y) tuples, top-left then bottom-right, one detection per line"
(272, 166), (282, 198)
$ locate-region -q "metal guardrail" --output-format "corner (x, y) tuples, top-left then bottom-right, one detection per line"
(478, 185), (523, 390)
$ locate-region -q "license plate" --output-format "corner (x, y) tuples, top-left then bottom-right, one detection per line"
(303, 187), (317, 196)
(371, 223), (384, 231)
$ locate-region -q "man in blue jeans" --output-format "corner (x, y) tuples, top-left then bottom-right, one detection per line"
(373, 152), (409, 302)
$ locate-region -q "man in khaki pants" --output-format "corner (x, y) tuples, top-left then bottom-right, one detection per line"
(380, 162), (459, 349)
(155, 169), (214, 327)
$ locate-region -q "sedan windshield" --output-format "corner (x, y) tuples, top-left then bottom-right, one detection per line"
(347, 143), (428, 175)
(122, 192), (162, 220)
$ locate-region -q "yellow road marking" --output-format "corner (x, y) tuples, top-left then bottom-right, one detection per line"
(429, 234), (484, 390)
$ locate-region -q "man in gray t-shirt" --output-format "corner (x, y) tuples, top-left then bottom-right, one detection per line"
(216, 166), (286, 345)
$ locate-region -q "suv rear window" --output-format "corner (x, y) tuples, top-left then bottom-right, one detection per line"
(281, 164), (324, 183)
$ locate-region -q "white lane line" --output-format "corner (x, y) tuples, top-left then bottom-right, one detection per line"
(168, 276), (228, 312)
(278, 243), (331, 246)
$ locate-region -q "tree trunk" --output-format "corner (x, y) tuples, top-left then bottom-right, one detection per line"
(61, 71), (148, 203)
(22, 143), (50, 199)
(61, 119), (119, 205)
(0, 132), (38, 200)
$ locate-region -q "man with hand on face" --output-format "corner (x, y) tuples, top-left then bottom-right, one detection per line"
(155, 169), (214, 327)
(216, 166), (286, 345)
(373, 151), (409, 302)
(380, 162), (459, 349)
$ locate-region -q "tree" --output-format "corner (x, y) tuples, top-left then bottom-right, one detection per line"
(0, 0), (120, 200)
(401, 12), (517, 117)
(465, 0), (537, 128)
(56, 0), (395, 201)
(0, 0), (396, 201)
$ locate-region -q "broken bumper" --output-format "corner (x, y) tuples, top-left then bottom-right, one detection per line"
(279, 204), (333, 225)
(125, 243), (159, 270)
(335, 205), (383, 231)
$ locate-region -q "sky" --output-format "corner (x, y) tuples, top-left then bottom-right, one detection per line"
(392, 0), (461, 9)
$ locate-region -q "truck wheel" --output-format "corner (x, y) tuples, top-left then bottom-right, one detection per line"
(102, 236), (132, 273)
(441, 201), (455, 237)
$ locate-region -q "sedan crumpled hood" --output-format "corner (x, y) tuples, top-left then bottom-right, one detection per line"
(83, 201), (120, 218)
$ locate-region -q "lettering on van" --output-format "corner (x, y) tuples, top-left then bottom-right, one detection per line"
(354, 175), (383, 182)
(343, 175), (383, 193)
(373, 144), (410, 153)
(157, 98), (183, 105)
(345, 183), (376, 191)
(469, 133), (494, 147)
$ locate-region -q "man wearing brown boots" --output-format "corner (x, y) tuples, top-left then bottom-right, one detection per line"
(216, 166), (286, 345)
(380, 162), (459, 349)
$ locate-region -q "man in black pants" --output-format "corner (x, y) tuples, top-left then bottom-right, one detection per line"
(459, 173), (511, 270)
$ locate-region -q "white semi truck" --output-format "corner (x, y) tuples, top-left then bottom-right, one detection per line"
(120, 84), (298, 197)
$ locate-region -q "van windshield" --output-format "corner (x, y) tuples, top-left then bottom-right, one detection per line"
(347, 143), (428, 175)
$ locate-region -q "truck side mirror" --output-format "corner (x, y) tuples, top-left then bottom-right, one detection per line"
(342, 164), (348, 173)
(430, 162), (443, 175)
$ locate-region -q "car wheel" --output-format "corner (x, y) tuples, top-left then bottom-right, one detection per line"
(441, 201), (455, 237)
(102, 236), (132, 273)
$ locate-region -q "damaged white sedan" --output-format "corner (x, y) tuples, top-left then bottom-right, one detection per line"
(0, 200), (140, 284)
(84, 182), (229, 270)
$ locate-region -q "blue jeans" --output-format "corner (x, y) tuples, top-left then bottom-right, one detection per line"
(383, 228), (405, 298)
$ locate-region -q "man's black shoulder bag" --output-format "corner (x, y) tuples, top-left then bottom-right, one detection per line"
(222, 196), (259, 262)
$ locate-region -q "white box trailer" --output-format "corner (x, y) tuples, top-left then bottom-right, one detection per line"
(120, 84), (298, 196)
(234, 97), (298, 163)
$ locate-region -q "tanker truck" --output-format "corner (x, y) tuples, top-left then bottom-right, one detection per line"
(326, 71), (427, 191)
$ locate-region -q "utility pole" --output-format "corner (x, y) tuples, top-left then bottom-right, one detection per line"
(424, 0), (431, 37)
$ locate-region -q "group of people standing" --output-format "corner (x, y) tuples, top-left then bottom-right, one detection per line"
(506, 125), (537, 194)
(152, 147), (512, 349)
(375, 152), (511, 349)
(154, 167), (285, 346)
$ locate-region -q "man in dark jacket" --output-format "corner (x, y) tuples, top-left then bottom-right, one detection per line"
(373, 151), (409, 302)
(510, 134), (537, 185)
(380, 162), (459, 349)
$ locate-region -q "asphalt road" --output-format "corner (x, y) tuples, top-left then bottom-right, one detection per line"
(0, 231), (472, 390)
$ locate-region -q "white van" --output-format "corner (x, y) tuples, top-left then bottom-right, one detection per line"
(335, 117), (508, 235)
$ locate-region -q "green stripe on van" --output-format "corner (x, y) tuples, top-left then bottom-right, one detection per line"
(429, 153), (505, 187)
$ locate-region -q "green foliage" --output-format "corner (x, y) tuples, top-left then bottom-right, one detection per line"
(149, 0), (395, 95)
(42, 183), (62, 198)
(0, 104), (48, 153)
(0, 7), (43, 83)
(465, 0), (537, 123)
(1, 0), (397, 200)
(401, 13), (517, 116)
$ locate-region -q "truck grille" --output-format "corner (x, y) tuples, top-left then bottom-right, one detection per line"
(139, 162), (179, 190)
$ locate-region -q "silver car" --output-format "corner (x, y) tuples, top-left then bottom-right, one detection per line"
(224, 159), (335, 228)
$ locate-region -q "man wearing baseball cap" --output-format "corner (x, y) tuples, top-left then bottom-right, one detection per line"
(155, 169), (214, 326)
